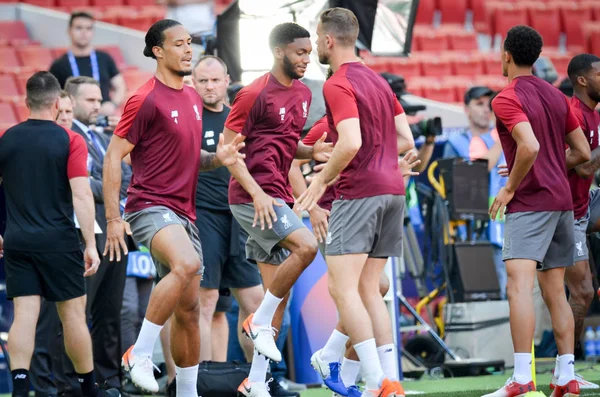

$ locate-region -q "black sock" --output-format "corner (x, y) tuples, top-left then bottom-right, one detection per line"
(77, 371), (98, 397)
(11, 368), (29, 397)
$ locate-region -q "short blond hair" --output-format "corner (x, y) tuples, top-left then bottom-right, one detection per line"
(319, 7), (359, 47)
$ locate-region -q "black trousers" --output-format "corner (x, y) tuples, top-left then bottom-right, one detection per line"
(30, 253), (128, 395)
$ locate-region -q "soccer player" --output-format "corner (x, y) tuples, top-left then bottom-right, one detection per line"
(296, 8), (414, 397)
(102, 19), (243, 396)
(0, 71), (118, 397)
(550, 53), (600, 391)
(484, 26), (590, 397)
(191, 55), (264, 363)
(222, 22), (331, 397)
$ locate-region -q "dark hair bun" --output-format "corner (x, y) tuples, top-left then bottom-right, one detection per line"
(143, 46), (154, 58)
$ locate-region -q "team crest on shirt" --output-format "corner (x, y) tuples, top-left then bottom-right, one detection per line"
(171, 110), (179, 124)
(193, 104), (201, 121)
(302, 101), (308, 118)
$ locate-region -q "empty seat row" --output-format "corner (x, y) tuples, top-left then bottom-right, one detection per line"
(406, 75), (508, 103)
(412, 25), (478, 52)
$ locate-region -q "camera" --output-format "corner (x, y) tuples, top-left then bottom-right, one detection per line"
(95, 114), (109, 128)
(380, 72), (443, 140)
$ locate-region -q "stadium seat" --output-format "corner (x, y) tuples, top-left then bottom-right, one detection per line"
(0, 47), (22, 71)
(446, 28), (478, 51)
(557, 2), (594, 52)
(118, 14), (150, 31)
(124, 0), (155, 5)
(0, 75), (21, 101)
(14, 74), (29, 96)
(524, 2), (561, 48)
(585, 24), (600, 55)
(0, 21), (30, 45)
(16, 46), (54, 71)
(51, 47), (68, 59)
(414, 28), (450, 53)
(480, 53), (502, 76)
(91, 0), (122, 5)
(0, 102), (19, 124)
(443, 76), (473, 103)
(542, 50), (572, 77)
(470, 0), (487, 31)
(418, 56), (453, 78)
(415, 0), (435, 25)
(122, 69), (153, 93)
(474, 75), (507, 92)
(437, 0), (468, 24)
(23, 0), (57, 6)
(442, 52), (484, 77)
(489, 3), (528, 40)
(388, 57), (421, 79)
(57, 0), (90, 6)
(12, 100), (28, 122)
(97, 45), (127, 70)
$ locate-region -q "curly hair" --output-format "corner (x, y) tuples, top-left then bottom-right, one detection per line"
(504, 25), (543, 67)
(268, 22), (310, 51)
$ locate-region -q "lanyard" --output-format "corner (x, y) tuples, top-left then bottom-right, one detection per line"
(68, 50), (100, 83)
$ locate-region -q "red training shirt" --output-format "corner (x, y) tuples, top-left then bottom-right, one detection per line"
(303, 116), (336, 211)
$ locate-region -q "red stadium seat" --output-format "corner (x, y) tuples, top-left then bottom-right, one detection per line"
(124, 0), (155, 5)
(524, 2), (561, 48)
(437, 0), (468, 24)
(91, 0), (122, 5)
(418, 56), (453, 78)
(406, 77), (439, 98)
(57, 0), (90, 6)
(122, 69), (153, 92)
(51, 47), (68, 59)
(556, 2), (593, 52)
(480, 52), (502, 75)
(14, 74), (29, 96)
(442, 52), (485, 77)
(12, 100), (28, 122)
(388, 57), (422, 79)
(23, 0), (57, 6)
(442, 76), (473, 103)
(542, 50), (572, 77)
(585, 24), (600, 55)
(489, 3), (528, 40)
(470, 0), (487, 31)
(474, 75), (507, 92)
(414, 27), (450, 53)
(415, 0), (435, 25)
(0, 21), (30, 45)
(118, 14), (151, 31)
(445, 28), (478, 51)
(0, 74), (20, 100)
(0, 47), (23, 71)
(16, 46), (54, 71)
(0, 102), (19, 124)
(97, 45), (127, 70)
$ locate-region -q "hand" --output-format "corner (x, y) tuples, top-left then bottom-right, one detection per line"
(216, 133), (246, 167)
(399, 150), (421, 177)
(297, 174), (327, 211)
(292, 201), (302, 217)
(309, 163), (339, 187)
(0, 234), (3, 259)
(252, 191), (284, 230)
(83, 245), (101, 277)
(103, 218), (133, 262)
(100, 101), (117, 117)
(498, 164), (509, 177)
(309, 205), (330, 243)
(489, 187), (515, 221)
(312, 132), (333, 163)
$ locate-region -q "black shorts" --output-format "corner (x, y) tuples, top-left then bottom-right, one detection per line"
(4, 250), (85, 302)
(195, 208), (262, 290)
(216, 288), (233, 313)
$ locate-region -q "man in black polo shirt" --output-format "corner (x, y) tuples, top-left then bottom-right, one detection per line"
(0, 72), (119, 397)
(49, 12), (126, 116)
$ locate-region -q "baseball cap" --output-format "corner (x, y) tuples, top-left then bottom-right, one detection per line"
(464, 86), (495, 105)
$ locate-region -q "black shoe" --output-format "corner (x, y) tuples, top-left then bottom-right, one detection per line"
(267, 375), (299, 397)
(166, 379), (176, 397)
(98, 388), (121, 397)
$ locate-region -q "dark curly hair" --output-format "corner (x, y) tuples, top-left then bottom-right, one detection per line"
(268, 22), (310, 51)
(143, 19), (182, 59)
(504, 25), (543, 67)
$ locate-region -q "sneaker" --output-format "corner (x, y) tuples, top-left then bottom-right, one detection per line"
(277, 377), (307, 392)
(550, 379), (580, 397)
(361, 378), (405, 397)
(481, 378), (536, 397)
(347, 385), (362, 397)
(311, 350), (347, 396)
(121, 345), (159, 393)
(98, 389), (121, 397)
(237, 377), (273, 397)
(269, 376), (299, 397)
(551, 373), (599, 390)
(242, 314), (282, 362)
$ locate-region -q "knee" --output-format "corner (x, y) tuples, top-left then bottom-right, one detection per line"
(297, 237), (318, 266)
(199, 290), (219, 320)
(506, 277), (533, 302)
(171, 256), (202, 280)
(379, 275), (390, 297)
(175, 297), (201, 325)
(358, 277), (381, 300)
(571, 281), (595, 306)
(238, 288), (264, 314)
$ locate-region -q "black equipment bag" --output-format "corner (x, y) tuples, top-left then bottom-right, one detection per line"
(167, 361), (251, 397)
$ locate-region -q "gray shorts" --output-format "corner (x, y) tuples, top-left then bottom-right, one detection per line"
(230, 199), (305, 265)
(327, 195), (405, 258)
(502, 211), (574, 271)
(574, 213), (590, 262)
(587, 188), (600, 233)
(318, 241), (327, 258)
(124, 206), (203, 278)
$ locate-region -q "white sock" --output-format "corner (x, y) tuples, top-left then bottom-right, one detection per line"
(354, 339), (384, 390)
(557, 354), (575, 386)
(554, 354), (560, 377)
(248, 349), (270, 384)
(132, 318), (163, 358)
(340, 358), (361, 387)
(253, 290), (283, 326)
(377, 344), (398, 381)
(513, 353), (532, 384)
(320, 330), (349, 363)
(175, 364), (198, 397)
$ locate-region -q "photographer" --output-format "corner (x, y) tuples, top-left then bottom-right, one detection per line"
(442, 86), (507, 299)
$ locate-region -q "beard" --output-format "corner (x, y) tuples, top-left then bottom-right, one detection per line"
(176, 69), (192, 77)
(283, 55), (302, 80)
(318, 50), (330, 65)
(203, 95), (223, 107)
(588, 87), (600, 104)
